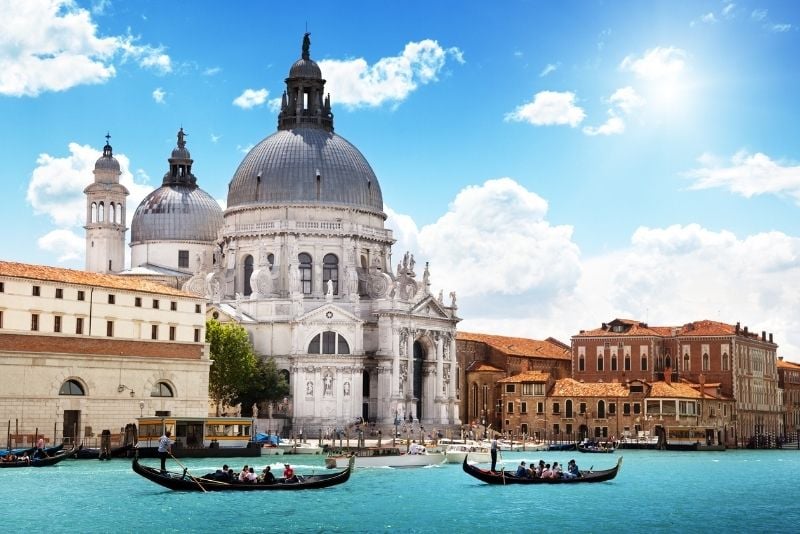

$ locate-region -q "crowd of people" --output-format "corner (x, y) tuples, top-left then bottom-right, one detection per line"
(201, 462), (297, 484)
(511, 459), (581, 479)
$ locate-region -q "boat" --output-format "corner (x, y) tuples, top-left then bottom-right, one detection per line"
(617, 431), (660, 450)
(74, 443), (134, 460)
(277, 441), (324, 455)
(547, 442), (578, 451)
(131, 454), (354, 491)
(577, 440), (616, 454)
(0, 448), (73, 468)
(1, 443), (64, 458)
(135, 416), (261, 458)
(664, 426), (725, 451)
(462, 456), (623, 484)
(444, 443), (491, 464)
(325, 446), (445, 469)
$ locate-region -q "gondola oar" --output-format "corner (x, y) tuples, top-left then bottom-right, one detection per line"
(168, 452), (207, 493)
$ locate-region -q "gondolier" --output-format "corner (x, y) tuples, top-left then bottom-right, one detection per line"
(158, 430), (173, 473)
(490, 437), (498, 471)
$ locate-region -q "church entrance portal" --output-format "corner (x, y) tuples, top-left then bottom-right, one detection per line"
(413, 341), (424, 419)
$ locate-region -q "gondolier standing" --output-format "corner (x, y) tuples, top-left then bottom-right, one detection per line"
(490, 436), (498, 472)
(158, 430), (173, 473)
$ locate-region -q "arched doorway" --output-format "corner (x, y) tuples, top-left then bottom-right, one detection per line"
(413, 340), (425, 419)
(362, 370), (370, 422)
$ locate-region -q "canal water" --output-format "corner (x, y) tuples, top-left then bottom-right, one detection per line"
(2, 448), (799, 533)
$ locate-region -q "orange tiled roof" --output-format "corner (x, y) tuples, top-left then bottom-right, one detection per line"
(457, 331), (571, 360)
(0, 260), (198, 298)
(677, 320), (735, 336)
(778, 358), (800, 369)
(573, 318), (673, 338)
(649, 381), (704, 399)
(550, 378), (629, 397)
(497, 371), (550, 383)
(465, 361), (505, 373)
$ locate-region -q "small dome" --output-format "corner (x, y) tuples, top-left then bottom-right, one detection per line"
(171, 146), (191, 160)
(227, 128), (383, 213)
(289, 58), (322, 79)
(95, 154), (120, 172)
(131, 185), (223, 243)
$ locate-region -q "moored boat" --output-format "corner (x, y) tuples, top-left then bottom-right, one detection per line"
(462, 456), (622, 484)
(325, 446), (445, 469)
(131, 454), (354, 491)
(277, 441), (324, 455)
(0, 448), (73, 468)
(577, 440), (616, 454)
(444, 443), (491, 464)
(135, 416), (261, 458)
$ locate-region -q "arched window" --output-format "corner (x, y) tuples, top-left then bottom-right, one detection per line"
(243, 255), (254, 296)
(641, 354), (648, 371)
(579, 354), (585, 372)
(702, 353), (710, 371)
(624, 354), (631, 371)
(611, 353), (618, 371)
(308, 331), (350, 354)
(91, 202), (97, 223)
(597, 354), (604, 371)
(98, 202), (104, 222)
(151, 382), (174, 397)
(722, 352), (729, 371)
(565, 399), (573, 418)
(597, 400), (606, 419)
(59, 379), (85, 396)
(267, 253), (275, 269)
(116, 203), (123, 224)
(109, 203), (115, 225)
(323, 254), (339, 295)
(299, 253), (312, 295)
(683, 353), (690, 371)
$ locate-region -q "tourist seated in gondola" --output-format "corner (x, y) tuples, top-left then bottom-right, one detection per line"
(1, 453), (17, 462)
(245, 467), (258, 483)
(563, 459), (580, 479)
(283, 463), (297, 483)
(260, 465), (276, 484)
(515, 461), (529, 478)
(552, 461), (562, 478)
(541, 463), (554, 478)
(238, 465), (250, 482)
(33, 438), (48, 459)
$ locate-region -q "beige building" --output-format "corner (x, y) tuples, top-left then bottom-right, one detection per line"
(0, 261), (210, 446)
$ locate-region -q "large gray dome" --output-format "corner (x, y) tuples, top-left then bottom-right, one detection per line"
(226, 128), (384, 213)
(131, 185), (223, 243)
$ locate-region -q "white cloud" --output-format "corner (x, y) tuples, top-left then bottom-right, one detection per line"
(619, 46), (687, 80)
(210, 133), (221, 143)
(608, 86), (645, 114)
(751, 9), (768, 21)
(769, 24), (792, 33)
(505, 91), (586, 127)
(268, 97), (282, 113)
(26, 142), (151, 261)
(203, 66), (221, 76)
(539, 63), (559, 77)
(722, 3), (736, 18)
(233, 88), (269, 109)
(684, 150), (800, 204)
(152, 87), (166, 104)
(0, 1), (172, 97)
(409, 178), (581, 299)
(38, 229), (85, 263)
(237, 143), (254, 155)
(318, 39), (463, 108)
(582, 113), (625, 136)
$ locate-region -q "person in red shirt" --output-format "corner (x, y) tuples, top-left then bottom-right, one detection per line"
(282, 463), (297, 482)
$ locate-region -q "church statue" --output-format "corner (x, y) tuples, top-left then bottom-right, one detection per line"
(326, 278), (333, 297)
(302, 33), (311, 59)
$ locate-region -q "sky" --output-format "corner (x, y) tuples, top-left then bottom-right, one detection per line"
(2, 0), (800, 360)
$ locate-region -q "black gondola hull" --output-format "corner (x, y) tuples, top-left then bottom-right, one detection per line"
(462, 456), (622, 484)
(131, 455), (353, 491)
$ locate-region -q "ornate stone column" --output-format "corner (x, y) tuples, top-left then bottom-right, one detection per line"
(392, 324), (402, 397)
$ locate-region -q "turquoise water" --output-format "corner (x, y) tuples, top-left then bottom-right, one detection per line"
(2, 449), (799, 533)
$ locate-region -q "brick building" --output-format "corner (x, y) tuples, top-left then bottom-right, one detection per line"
(573, 318), (783, 445)
(777, 357), (800, 442)
(0, 260), (209, 446)
(457, 332), (571, 433)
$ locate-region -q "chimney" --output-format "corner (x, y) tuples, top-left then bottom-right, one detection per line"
(579, 330), (585, 334)
(735, 322), (740, 334)
(769, 333), (773, 343)
(779, 356), (783, 361)
(744, 326), (748, 335)
(762, 331), (766, 341)
(602, 323), (607, 330)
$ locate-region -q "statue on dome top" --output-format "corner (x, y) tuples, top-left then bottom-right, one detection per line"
(302, 32), (311, 59)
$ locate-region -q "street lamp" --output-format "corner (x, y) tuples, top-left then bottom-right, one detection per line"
(139, 400), (144, 418)
(481, 417), (487, 439)
(393, 410), (400, 447)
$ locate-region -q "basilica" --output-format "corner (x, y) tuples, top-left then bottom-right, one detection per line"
(84, 34), (461, 432)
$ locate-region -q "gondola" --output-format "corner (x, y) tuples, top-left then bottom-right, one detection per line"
(131, 454), (354, 491)
(0, 448), (73, 468)
(462, 456), (622, 484)
(74, 443), (133, 460)
(577, 445), (616, 454)
(1, 443), (64, 458)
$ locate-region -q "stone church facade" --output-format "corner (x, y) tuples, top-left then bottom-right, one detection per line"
(89, 34), (461, 432)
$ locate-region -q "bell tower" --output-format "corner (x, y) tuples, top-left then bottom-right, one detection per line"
(84, 134), (129, 273)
